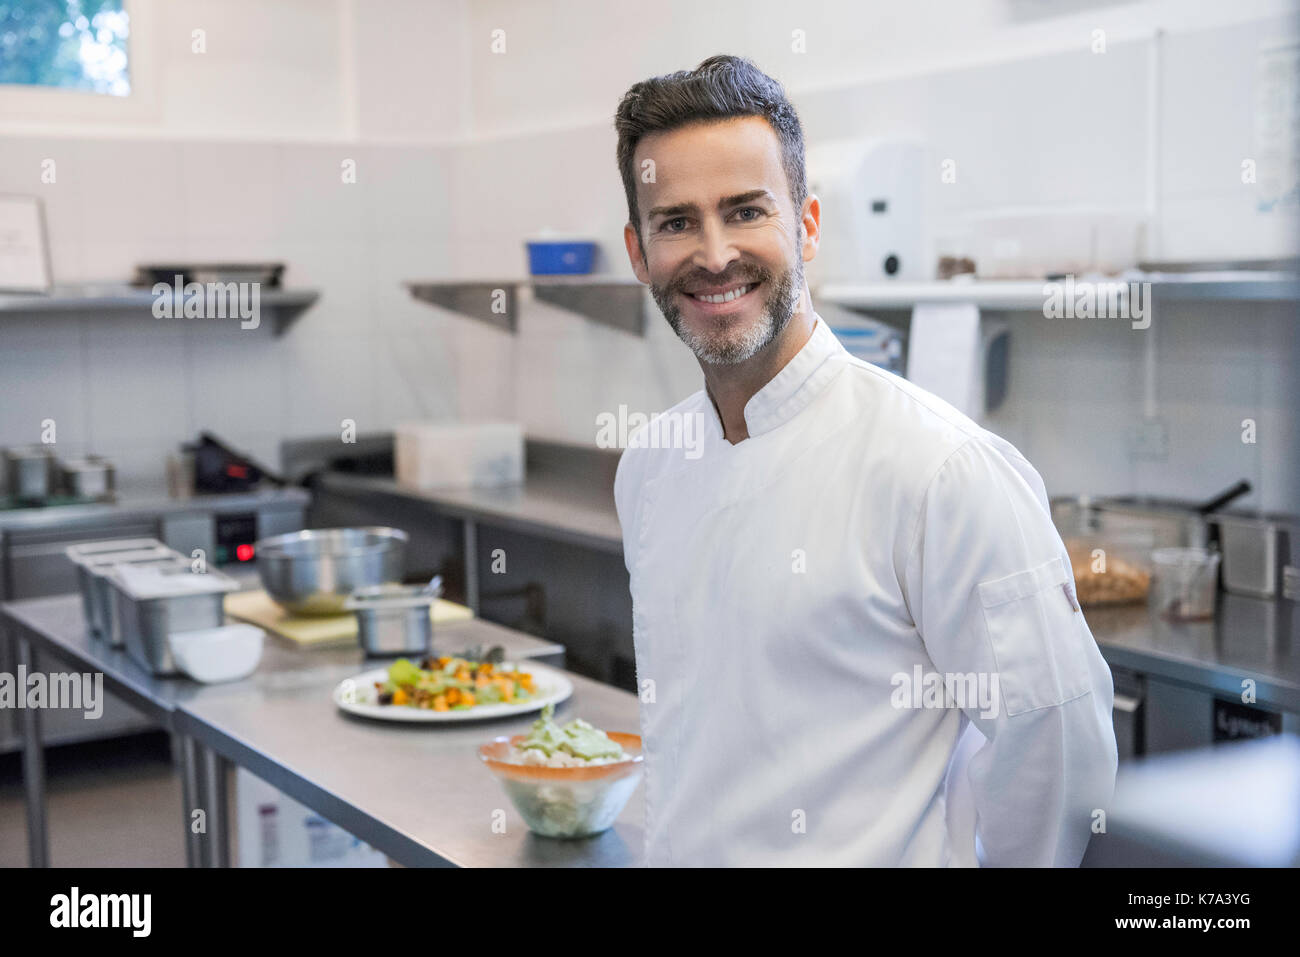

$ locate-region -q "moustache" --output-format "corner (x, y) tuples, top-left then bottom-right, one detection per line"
(664, 265), (773, 295)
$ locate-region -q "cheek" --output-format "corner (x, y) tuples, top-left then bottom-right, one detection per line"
(646, 244), (689, 282)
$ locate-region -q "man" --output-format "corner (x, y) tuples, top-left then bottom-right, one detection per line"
(612, 54), (1118, 866)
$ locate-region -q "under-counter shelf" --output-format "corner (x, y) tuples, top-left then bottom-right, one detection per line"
(0, 282), (320, 336)
(406, 277), (648, 336)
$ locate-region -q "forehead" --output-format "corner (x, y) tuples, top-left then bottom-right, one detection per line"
(633, 116), (789, 210)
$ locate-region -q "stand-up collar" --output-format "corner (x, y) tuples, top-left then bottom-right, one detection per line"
(704, 313), (849, 440)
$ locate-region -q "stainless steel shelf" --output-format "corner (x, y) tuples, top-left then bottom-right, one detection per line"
(819, 271), (1300, 313)
(0, 282), (320, 336)
(406, 277), (648, 336)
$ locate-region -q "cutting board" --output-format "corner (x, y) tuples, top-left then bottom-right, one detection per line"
(224, 589), (473, 648)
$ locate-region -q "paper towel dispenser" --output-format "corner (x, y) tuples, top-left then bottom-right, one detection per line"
(906, 304), (1010, 420)
(805, 138), (931, 283)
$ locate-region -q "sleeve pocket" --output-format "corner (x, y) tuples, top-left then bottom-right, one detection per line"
(977, 556), (1092, 717)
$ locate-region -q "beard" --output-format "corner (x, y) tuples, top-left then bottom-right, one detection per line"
(649, 249), (804, 366)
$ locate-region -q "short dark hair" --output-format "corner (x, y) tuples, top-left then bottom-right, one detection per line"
(614, 55), (807, 242)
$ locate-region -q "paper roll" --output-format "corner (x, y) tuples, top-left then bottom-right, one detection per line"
(906, 302), (982, 418)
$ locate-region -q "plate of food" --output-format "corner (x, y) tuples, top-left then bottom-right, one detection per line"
(333, 654), (572, 722)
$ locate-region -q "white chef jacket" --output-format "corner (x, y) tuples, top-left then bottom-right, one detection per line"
(613, 312), (1118, 866)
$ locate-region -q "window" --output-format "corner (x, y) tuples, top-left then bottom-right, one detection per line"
(0, 1), (130, 96)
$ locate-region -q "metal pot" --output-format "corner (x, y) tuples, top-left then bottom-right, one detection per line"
(4, 446), (55, 502)
(254, 527), (408, 616)
(344, 579), (441, 657)
(59, 455), (115, 501)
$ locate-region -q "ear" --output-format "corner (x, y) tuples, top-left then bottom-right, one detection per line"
(799, 194), (821, 263)
(624, 222), (650, 284)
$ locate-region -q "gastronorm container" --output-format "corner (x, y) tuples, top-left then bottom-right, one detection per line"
(67, 540), (178, 641)
(1209, 512), (1297, 599)
(108, 564), (241, 675)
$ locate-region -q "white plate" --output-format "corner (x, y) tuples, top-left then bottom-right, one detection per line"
(332, 660), (573, 723)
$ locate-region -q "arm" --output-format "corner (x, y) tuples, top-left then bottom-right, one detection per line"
(904, 438), (1118, 866)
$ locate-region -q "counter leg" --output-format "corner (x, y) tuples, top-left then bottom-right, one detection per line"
(464, 519), (480, 615)
(202, 746), (231, 867)
(16, 637), (49, 868)
(178, 734), (203, 867)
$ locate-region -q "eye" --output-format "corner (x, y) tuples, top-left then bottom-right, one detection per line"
(660, 216), (689, 233)
(732, 206), (764, 222)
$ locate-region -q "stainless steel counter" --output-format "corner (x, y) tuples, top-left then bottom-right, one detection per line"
(1085, 592), (1300, 715)
(313, 473), (623, 556)
(3, 592), (643, 868)
(313, 469), (1300, 713)
(0, 487), (310, 533)
(176, 644), (643, 868)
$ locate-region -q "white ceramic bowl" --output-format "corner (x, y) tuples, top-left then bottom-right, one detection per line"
(168, 623), (265, 683)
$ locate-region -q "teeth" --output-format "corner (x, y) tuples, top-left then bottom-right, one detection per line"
(692, 284), (753, 304)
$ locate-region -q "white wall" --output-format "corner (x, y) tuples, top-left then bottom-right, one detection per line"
(0, 0), (1296, 509)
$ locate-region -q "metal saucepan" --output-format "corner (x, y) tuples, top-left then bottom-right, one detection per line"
(344, 576), (442, 657)
(255, 527), (408, 616)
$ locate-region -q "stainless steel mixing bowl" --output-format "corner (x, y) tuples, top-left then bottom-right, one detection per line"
(254, 527), (408, 616)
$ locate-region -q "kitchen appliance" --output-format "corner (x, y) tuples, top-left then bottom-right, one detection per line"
(1051, 481), (1254, 551)
(184, 432), (286, 495)
(804, 138), (929, 283)
(108, 563), (241, 675)
(4, 446), (55, 502)
(58, 455), (115, 501)
(344, 578), (442, 657)
(255, 527), (408, 616)
(1210, 512), (1296, 599)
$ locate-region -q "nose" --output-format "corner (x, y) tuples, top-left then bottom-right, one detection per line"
(691, 217), (741, 276)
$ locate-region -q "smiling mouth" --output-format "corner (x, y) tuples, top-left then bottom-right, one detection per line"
(685, 281), (759, 304)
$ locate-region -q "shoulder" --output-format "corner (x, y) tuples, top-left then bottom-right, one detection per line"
(831, 355), (1046, 526)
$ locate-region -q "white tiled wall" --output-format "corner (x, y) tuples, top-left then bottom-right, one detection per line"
(1, 8), (1296, 512)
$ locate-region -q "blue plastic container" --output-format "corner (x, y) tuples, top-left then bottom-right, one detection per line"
(526, 241), (597, 275)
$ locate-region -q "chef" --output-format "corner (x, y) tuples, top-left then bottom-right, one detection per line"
(612, 55), (1118, 866)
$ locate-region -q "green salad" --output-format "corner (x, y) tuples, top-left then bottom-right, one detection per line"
(517, 704), (625, 761)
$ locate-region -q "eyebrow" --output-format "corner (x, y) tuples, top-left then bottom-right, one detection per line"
(646, 189), (777, 221)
